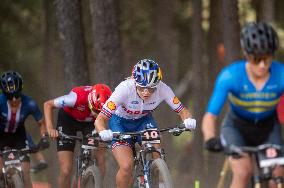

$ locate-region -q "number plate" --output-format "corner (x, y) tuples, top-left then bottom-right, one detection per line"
(82, 137), (99, 149)
(258, 148), (284, 168)
(141, 129), (160, 144)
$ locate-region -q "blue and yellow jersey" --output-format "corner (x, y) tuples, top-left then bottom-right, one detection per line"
(207, 60), (284, 121)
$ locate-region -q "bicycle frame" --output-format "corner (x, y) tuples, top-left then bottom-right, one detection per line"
(2, 148), (24, 186)
(224, 144), (284, 187)
(114, 126), (190, 188)
(134, 142), (166, 187)
(74, 144), (97, 181)
(58, 132), (105, 188)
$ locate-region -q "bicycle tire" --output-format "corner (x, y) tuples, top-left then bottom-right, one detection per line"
(10, 173), (24, 188)
(80, 165), (102, 188)
(148, 158), (173, 188)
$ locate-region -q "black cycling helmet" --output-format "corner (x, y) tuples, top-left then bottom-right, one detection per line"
(0, 71), (23, 95)
(240, 22), (279, 56)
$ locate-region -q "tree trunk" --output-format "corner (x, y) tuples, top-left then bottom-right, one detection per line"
(222, 0), (241, 64)
(186, 0), (205, 186)
(89, 0), (122, 89)
(205, 0), (225, 186)
(55, 0), (89, 89)
(151, 0), (179, 185)
(255, 0), (275, 23)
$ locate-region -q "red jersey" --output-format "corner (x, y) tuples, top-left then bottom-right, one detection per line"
(277, 94), (284, 125)
(54, 86), (95, 122)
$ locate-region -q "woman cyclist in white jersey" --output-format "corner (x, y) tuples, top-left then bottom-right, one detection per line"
(95, 59), (197, 188)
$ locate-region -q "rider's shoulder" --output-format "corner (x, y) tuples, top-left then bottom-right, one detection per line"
(21, 95), (39, 107)
(223, 60), (245, 71)
(217, 60), (245, 79)
(271, 61), (284, 69)
(116, 78), (135, 90)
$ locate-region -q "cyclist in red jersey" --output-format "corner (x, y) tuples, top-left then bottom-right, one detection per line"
(44, 84), (111, 188)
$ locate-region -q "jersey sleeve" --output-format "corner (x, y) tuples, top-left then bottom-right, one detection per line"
(54, 91), (77, 108)
(101, 82), (128, 118)
(207, 67), (233, 115)
(28, 100), (43, 121)
(160, 83), (184, 113)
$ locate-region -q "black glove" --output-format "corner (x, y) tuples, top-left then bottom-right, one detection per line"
(38, 137), (50, 150)
(204, 137), (223, 152)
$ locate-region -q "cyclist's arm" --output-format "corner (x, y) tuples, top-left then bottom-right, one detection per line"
(44, 99), (57, 137)
(28, 98), (47, 137)
(95, 113), (109, 132)
(201, 67), (233, 141)
(202, 112), (217, 141)
(44, 91), (77, 136)
(178, 107), (192, 121)
(37, 118), (47, 136)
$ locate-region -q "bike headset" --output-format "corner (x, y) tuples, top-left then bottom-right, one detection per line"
(88, 84), (112, 114)
(132, 59), (162, 88)
(0, 71), (23, 98)
(240, 22), (278, 56)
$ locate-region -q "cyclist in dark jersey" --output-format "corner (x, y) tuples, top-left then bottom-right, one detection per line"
(44, 84), (111, 188)
(202, 22), (284, 188)
(0, 71), (47, 188)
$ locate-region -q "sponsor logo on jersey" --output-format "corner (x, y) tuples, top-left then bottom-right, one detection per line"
(146, 101), (156, 105)
(173, 96), (180, 104)
(77, 105), (85, 111)
(107, 101), (116, 111)
(131, 101), (139, 104)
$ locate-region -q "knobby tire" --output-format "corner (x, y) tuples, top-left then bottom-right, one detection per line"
(149, 158), (173, 188)
(80, 165), (102, 188)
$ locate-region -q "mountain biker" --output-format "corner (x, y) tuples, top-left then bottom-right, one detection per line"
(202, 22), (284, 188)
(0, 71), (47, 188)
(44, 84), (111, 188)
(95, 59), (197, 188)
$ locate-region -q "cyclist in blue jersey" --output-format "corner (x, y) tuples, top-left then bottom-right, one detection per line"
(0, 71), (47, 188)
(202, 22), (284, 188)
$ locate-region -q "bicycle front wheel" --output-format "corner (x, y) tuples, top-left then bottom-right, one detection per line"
(148, 158), (173, 188)
(81, 165), (102, 188)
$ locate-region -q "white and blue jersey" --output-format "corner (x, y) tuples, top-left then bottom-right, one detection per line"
(0, 94), (42, 133)
(207, 60), (284, 122)
(100, 78), (185, 148)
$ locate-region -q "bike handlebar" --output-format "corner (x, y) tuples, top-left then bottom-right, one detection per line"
(112, 124), (190, 140)
(226, 144), (284, 157)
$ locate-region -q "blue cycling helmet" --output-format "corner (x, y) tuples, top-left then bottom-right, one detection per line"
(0, 71), (23, 95)
(240, 22), (278, 56)
(132, 59), (162, 88)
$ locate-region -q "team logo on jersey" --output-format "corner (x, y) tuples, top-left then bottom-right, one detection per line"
(107, 101), (116, 111)
(173, 97), (180, 104)
(77, 105), (85, 111)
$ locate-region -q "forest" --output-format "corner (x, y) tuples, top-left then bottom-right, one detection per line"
(1, 0), (284, 187)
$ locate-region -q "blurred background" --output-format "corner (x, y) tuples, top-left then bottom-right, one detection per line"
(1, 0), (284, 187)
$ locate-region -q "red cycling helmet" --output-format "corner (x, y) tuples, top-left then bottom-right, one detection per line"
(88, 84), (112, 114)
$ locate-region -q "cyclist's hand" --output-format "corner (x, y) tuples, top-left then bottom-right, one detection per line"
(91, 129), (98, 136)
(99, 129), (113, 141)
(47, 128), (58, 139)
(204, 137), (223, 152)
(183, 118), (197, 130)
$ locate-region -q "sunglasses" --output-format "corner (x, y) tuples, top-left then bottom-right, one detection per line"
(136, 86), (156, 94)
(6, 93), (21, 100)
(248, 55), (273, 65)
